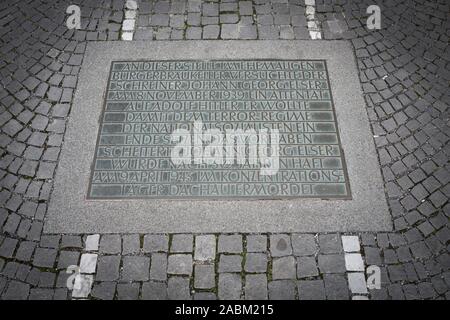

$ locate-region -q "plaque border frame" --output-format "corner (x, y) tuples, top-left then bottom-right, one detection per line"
(86, 58), (353, 200)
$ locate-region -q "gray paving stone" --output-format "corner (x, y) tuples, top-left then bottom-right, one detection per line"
(170, 15), (185, 28)
(167, 254), (193, 275)
(53, 288), (68, 300)
(150, 253), (167, 281)
(142, 281), (168, 300)
(194, 234), (216, 261)
(143, 234), (169, 252)
(218, 235), (242, 253)
(194, 292), (217, 300)
(291, 234), (317, 256)
(29, 288), (54, 300)
(220, 14), (239, 24)
(134, 29), (153, 40)
(318, 254), (346, 274)
(155, 27), (171, 40)
(40, 235), (60, 249)
(0, 238), (18, 258)
(258, 25), (278, 39)
(203, 2), (218, 16)
(239, 25), (257, 39)
(57, 250), (80, 269)
(280, 25), (295, 39)
(272, 256), (296, 280)
(121, 256), (150, 281)
(99, 235), (121, 254)
(33, 248), (57, 268)
(218, 273), (242, 300)
(297, 256), (319, 278)
(244, 253), (267, 273)
(194, 264), (215, 289)
(268, 280), (296, 300)
(245, 274), (268, 300)
(122, 234), (140, 255)
(270, 234), (292, 257)
(202, 25), (220, 39)
(170, 234), (194, 253)
(16, 242), (37, 263)
(96, 255), (120, 281)
(218, 254), (242, 273)
(246, 235), (267, 252)
(298, 280), (326, 300)
(201, 16), (218, 25)
(221, 24), (239, 39)
(3, 281), (30, 300)
(168, 277), (191, 300)
(186, 26), (202, 39)
(319, 234), (343, 254)
(117, 283), (139, 300)
(91, 282), (116, 300)
(324, 274), (349, 300)
(239, 1), (253, 15)
(187, 12), (200, 26)
(150, 14), (169, 26)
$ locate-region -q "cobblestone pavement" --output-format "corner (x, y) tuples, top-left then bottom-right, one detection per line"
(0, 0), (448, 300)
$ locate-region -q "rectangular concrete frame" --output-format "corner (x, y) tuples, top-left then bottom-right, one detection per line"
(44, 41), (392, 234)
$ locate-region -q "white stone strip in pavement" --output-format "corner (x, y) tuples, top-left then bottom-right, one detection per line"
(305, 0), (322, 40)
(122, 0), (138, 40)
(341, 235), (370, 300)
(71, 234), (100, 299)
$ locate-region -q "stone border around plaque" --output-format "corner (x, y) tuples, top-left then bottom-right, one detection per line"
(45, 41), (392, 233)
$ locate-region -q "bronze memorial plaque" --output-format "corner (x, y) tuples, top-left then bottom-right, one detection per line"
(88, 60), (351, 199)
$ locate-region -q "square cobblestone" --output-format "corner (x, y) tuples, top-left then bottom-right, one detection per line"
(218, 273), (242, 300)
(319, 234), (343, 254)
(143, 234), (169, 253)
(246, 235), (267, 252)
(245, 274), (268, 300)
(298, 280), (326, 300)
(167, 254), (193, 275)
(244, 253), (267, 273)
(218, 254), (242, 273)
(171, 234), (193, 253)
(194, 264), (215, 289)
(318, 254), (346, 274)
(270, 234), (292, 257)
(96, 255), (120, 281)
(121, 256), (150, 282)
(291, 234), (317, 256)
(268, 280), (296, 300)
(99, 235), (121, 254)
(272, 256), (296, 280)
(142, 281), (167, 300)
(297, 256), (319, 278)
(218, 235), (242, 254)
(168, 277), (191, 300)
(150, 253), (167, 281)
